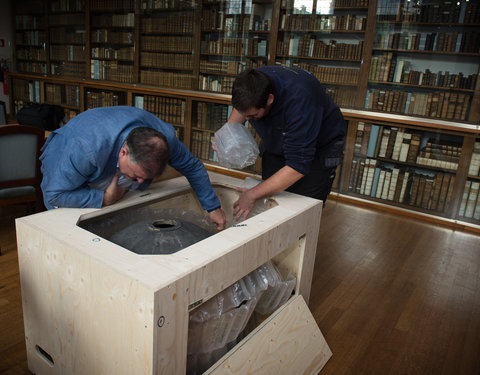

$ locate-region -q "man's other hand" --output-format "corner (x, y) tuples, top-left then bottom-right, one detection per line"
(103, 173), (129, 206)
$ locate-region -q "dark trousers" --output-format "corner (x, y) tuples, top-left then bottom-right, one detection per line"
(261, 152), (339, 205)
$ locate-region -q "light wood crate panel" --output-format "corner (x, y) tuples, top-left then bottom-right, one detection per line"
(16, 172), (329, 374)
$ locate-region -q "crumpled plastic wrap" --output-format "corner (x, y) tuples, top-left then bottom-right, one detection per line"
(254, 261), (297, 315)
(212, 122), (259, 169)
(188, 267), (268, 355)
(186, 261), (297, 374)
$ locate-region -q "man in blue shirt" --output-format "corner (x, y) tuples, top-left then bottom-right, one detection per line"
(40, 106), (226, 230)
(228, 66), (347, 221)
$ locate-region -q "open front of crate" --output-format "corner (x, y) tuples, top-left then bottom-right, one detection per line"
(16, 172), (331, 374)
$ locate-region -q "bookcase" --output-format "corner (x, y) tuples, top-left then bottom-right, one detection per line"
(340, 109), (480, 227)
(460, 137), (480, 223)
(275, 0), (369, 108)
(198, 0), (273, 93)
(139, 0), (197, 90)
(367, 0), (480, 122)
(14, 0), (48, 75)
(11, 0), (480, 120)
(89, 0), (136, 83)
(49, 0), (86, 78)
(8, 0), (480, 230)
(345, 119), (463, 217)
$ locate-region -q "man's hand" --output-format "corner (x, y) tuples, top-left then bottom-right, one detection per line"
(209, 208), (226, 230)
(103, 173), (129, 207)
(233, 187), (256, 222)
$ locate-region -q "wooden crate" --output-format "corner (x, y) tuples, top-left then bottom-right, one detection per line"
(16, 172), (331, 374)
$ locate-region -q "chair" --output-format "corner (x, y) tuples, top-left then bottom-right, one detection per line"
(0, 124), (46, 222)
(0, 101), (7, 124)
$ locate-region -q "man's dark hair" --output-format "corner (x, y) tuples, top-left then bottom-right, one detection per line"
(231, 69), (273, 112)
(125, 127), (170, 177)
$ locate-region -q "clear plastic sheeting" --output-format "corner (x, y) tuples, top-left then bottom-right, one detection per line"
(212, 122), (259, 169)
(254, 262), (297, 315)
(187, 261), (297, 374)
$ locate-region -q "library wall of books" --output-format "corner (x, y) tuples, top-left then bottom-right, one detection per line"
(8, 0), (480, 228)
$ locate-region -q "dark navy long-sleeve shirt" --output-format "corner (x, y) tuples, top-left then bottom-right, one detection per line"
(40, 106), (221, 211)
(250, 66), (347, 175)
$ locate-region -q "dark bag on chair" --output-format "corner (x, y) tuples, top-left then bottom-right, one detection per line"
(17, 104), (64, 131)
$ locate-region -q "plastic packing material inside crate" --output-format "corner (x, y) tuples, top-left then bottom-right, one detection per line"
(254, 261), (297, 315)
(188, 266), (269, 355)
(186, 261), (298, 373)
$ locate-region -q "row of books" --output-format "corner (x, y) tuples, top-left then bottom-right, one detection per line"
(323, 86), (357, 108)
(16, 48), (46, 61)
(90, 60), (134, 83)
(201, 9), (271, 32)
(141, 36), (193, 53)
(349, 157), (455, 212)
(16, 62), (47, 74)
(194, 102), (230, 130)
(50, 29), (86, 44)
(374, 31), (479, 53)
(369, 54), (478, 90)
(416, 143), (461, 171)
(49, 14), (84, 26)
(50, 0), (85, 13)
(377, 0), (479, 24)
(281, 14), (367, 32)
(281, 0), (367, 7)
(293, 62), (360, 85)
(140, 70), (195, 90)
(51, 61), (86, 78)
(191, 130), (216, 163)
(91, 13), (135, 28)
(365, 89), (471, 121)
(276, 38), (364, 60)
(459, 181), (480, 220)
(15, 31), (47, 47)
(402, 70), (476, 91)
(141, 52), (192, 69)
(90, 0), (135, 12)
(134, 95), (186, 125)
(200, 60), (241, 75)
(51, 45), (86, 62)
(354, 123), (461, 170)
(91, 30), (133, 44)
(86, 90), (125, 108)
(200, 38), (247, 56)
(140, 0), (196, 10)
(15, 15), (44, 30)
(330, 0), (368, 6)
(469, 142), (480, 177)
(141, 15), (194, 34)
(12, 80), (41, 104)
(92, 46), (134, 60)
(45, 83), (81, 107)
(199, 74), (235, 94)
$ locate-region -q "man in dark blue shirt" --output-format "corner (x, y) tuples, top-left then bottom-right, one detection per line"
(228, 66), (347, 221)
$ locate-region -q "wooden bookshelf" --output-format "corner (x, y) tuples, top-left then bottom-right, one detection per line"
(369, 0), (480, 122)
(8, 0), (480, 228)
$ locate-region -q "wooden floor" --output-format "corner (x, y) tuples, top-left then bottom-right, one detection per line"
(1, 200), (480, 374)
